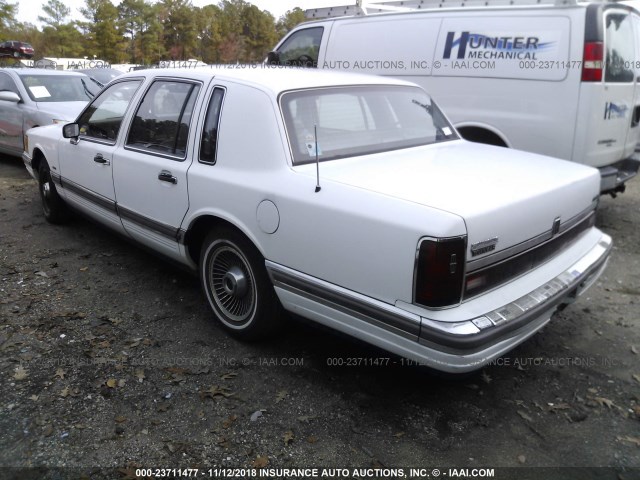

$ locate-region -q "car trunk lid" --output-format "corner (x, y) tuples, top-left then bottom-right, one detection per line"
(295, 141), (600, 259)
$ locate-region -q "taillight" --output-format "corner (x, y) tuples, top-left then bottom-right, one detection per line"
(582, 42), (603, 82)
(414, 236), (466, 308)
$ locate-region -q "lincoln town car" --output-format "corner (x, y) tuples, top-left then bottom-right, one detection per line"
(22, 67), (611, 373)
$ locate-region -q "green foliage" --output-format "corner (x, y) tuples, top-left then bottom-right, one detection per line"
(195, 4), (223, 64)
(80, 0), (125, 62)
(37, 0), (69, 27)
(0, 0), (309, 64)
(0, 0), (18, 36)
(276, 8), (306, 38)
(159, 0), (197, 60)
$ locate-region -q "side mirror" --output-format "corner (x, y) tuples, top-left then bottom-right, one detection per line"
(0, 91), (21, 103)
(266, 51), (281, 65)
(62, 123), (80, 139)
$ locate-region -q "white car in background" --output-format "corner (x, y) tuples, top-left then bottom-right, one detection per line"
(0, 68), (100, 158)
(21, 67), (611, 373)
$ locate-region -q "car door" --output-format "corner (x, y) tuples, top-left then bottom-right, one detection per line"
(58, 79), (143, 232)
(0, 72), (24, 153)
(112, 78), (202, 261)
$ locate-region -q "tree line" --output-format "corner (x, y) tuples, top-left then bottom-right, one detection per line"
(0, 0), (307, 64)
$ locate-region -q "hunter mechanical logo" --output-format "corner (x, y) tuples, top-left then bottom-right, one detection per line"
(443, 32), (555, 60)
(604, 102), (629, 120)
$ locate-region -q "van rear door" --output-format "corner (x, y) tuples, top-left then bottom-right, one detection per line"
(624, 13), (640, 152)
(577, 8), (636, 169)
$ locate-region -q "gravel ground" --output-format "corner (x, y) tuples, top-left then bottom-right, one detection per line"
(0, 153), (639, 480)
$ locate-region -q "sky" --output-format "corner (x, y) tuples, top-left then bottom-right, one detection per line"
(15, 0), (348, 26)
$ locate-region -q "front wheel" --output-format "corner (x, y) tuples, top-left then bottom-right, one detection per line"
(200, 227), (282, 340)
(38, 161), (70, 224)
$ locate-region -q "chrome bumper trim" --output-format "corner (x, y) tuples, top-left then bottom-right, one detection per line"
(419, 235), (611, 352)
(266, 262), (422, 340)
(266, 233), (611, 364)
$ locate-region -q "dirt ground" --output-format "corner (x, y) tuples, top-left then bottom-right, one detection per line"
(0, 152), (639, 480)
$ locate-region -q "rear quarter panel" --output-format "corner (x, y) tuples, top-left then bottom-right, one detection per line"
(184, 81), (466, 306)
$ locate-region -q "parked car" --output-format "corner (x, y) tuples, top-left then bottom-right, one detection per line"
(269, 0), (640, 195)
(21, 67), (611, 373)
(0, 40), (34, 59)
(0, 68), (101, 158)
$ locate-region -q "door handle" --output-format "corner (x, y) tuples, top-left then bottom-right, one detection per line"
(93, 154), (110, 165)
(158, 170), (177, 184)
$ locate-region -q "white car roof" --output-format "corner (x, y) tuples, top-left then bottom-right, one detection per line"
(118, 65), (419, 95)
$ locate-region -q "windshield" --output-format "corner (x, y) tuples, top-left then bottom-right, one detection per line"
(19, 74), (101, 102)
(281, 86), (458, 165)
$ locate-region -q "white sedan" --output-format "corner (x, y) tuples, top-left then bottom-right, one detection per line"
(22, 66), (611, 373)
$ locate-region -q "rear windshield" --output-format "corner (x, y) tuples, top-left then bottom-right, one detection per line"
(19, 75), (100, 102)
(281, 86), (457, 165)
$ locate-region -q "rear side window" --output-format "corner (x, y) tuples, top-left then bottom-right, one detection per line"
(199, 87), (225, 165)
(126, 80), (201, 159)
(272, 27), (323, 67)
(605, 12), (635, 83)
(77, 80), (142, 142)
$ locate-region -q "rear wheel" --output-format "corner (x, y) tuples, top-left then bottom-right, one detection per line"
(38, 161), (70, 224)
(200, 227), (282, 340)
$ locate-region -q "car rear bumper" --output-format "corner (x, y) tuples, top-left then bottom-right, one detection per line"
(267, 232), (611, 373)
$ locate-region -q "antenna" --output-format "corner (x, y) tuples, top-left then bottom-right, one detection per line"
(314, 124), (321, 193)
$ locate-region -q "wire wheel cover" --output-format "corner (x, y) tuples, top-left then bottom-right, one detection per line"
(209, 245), (256, 323)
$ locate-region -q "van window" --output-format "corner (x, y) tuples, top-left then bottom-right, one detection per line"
(605, 12), (635, 83)
(274, 27), (323, 67)
(281, 86), (458, 165)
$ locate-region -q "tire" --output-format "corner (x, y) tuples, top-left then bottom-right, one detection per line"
(200, 227), (282, 340)
(38, 161), (70, 224)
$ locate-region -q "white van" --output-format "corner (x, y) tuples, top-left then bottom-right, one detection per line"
(268, 0), (640, 195)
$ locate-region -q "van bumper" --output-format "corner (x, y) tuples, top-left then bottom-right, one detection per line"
(599, 156), (640, 195)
